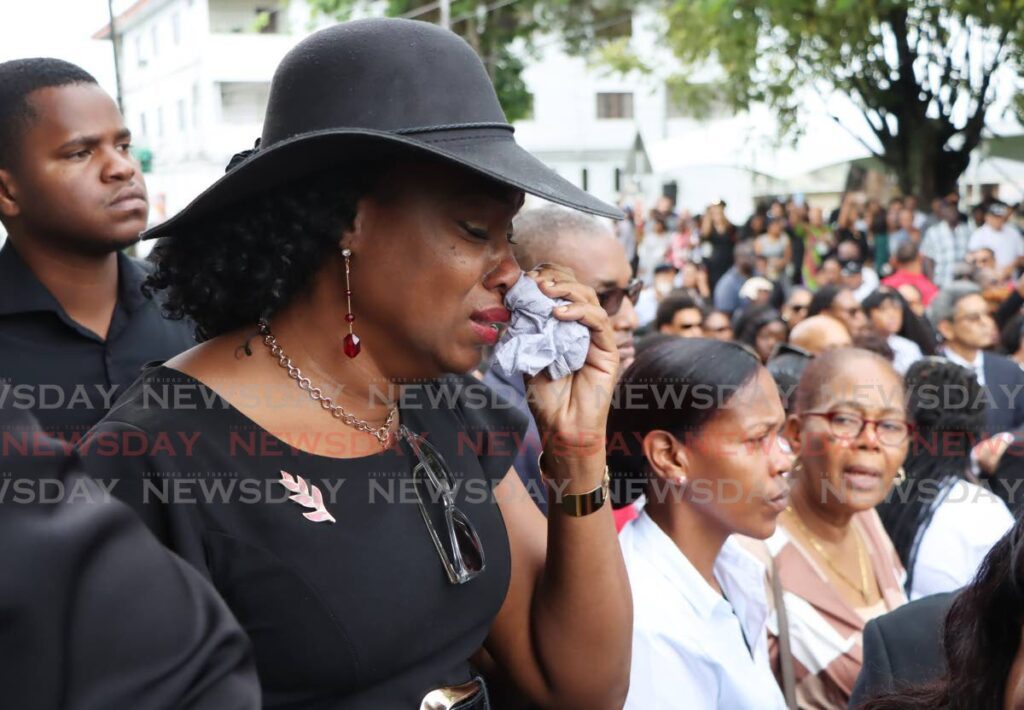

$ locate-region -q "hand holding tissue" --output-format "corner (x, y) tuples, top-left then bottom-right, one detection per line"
(492, 274), (591, 380)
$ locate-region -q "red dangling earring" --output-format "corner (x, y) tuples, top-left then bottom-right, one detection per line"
(341, 248), (360, 358)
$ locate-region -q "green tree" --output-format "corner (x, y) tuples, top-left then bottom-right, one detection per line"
(660, 0), (1024, 200)
(306, 0), (635, 123)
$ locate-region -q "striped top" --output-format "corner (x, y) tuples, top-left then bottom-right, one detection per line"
(744, 509), (907, 709)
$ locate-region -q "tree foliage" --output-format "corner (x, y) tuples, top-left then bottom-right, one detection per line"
(305, 0), (635, 123)
(660, 0), (1024, 199)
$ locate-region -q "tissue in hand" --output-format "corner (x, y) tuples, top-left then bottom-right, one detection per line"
(492, 275), (590, 380)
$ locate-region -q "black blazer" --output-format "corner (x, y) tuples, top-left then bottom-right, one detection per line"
(982, 352), (1024, 435)
(0, 407), (260, 709)
(849, 592), (955, 708)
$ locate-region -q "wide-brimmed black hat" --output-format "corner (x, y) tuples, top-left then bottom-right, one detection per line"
(143, 18), (621, 239)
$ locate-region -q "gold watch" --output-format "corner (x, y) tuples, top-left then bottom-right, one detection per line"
(538, 452), (611, 517)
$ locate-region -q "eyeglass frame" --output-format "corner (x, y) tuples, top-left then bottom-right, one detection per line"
(801, 410), (913, 446)
(400, 426), (486, 585)
(596, 278), (643, 316)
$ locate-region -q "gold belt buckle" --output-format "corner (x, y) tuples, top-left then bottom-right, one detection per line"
(419, 678), (483, 710)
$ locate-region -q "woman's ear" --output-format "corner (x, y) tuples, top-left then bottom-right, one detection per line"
(642, 430), (689, 485)
(783, 415), (803, 457)
(341, 195), (376, 251)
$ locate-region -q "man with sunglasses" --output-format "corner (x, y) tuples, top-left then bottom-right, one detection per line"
(483, 205), (639, 513)
(781, 286), (812, 330)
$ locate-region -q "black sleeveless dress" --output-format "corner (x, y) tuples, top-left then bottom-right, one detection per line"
(78, 365), (527, 709)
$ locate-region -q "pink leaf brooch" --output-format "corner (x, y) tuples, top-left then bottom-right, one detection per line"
(278, 470), (336, 524)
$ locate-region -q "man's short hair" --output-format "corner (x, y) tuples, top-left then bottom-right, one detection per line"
(655, 292), (703, 330)
(894, 240), (919, 264)
(510, 205), (612, 269)
(0, 58), (97, 168)
(927, 281), (981, 326)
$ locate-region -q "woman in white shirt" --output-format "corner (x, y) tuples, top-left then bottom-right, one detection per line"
(608, 338), (793, 709)
(876, 357), (1014, 600)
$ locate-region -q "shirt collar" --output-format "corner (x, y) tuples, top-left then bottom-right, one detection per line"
(0, 240), (150, 317)
(0, 240), (64, 317)
(944, 346), (984, 373)
(631, 511), (766, 621)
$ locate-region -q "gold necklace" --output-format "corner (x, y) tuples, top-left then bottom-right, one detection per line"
(257, 320), (398, 448)
(786, 507), (873, 604)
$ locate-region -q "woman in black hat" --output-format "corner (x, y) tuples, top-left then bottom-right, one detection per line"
(80, 18), (630, 710)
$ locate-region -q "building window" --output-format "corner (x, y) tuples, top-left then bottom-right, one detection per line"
(581, 168), (589, 192)
(134, 36), (145, 68)
(614, 167), (621, 193)
(177, 99), (188, 133)
(171, 13), (181, 45)
(255, 7), (280, 34)
(151, 24), (159, 57)
(596, 92), (633, 120)
(156, 107), (164, 137)
(139, 112), (148, 137)
(192, 83), (201, 128)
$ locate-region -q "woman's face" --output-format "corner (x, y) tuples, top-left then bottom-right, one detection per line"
(349, 162), (523, 378)
(787, 358), (909, 514)
(1005, 625), (1024, 710)
(869, 298), (903, 336)
(755, 320), (787, 363)
(675, 368), (792, 540)
(681, 263), (698, 289)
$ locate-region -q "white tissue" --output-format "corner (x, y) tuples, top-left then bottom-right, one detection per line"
(492, 275), (591, 380)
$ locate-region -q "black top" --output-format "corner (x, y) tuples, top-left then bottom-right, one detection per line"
(0, 406), (259, 710)
(78, 366), (527, 709)
(0, 241), (195, 437)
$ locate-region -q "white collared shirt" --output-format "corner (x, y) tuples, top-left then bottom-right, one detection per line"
(620, 512), (787, 709)
(944, 347), (986, 387)
(911, 478), (1014, 600)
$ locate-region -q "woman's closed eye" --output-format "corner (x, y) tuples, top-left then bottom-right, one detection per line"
(458, 221), (517, 244)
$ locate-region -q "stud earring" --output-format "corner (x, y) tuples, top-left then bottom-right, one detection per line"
(341, 248), (360, 358)
(895, 466), (906, 485)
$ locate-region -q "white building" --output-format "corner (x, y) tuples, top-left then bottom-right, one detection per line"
(93, 0), (324, 249)
(91, 1), (1022, 236)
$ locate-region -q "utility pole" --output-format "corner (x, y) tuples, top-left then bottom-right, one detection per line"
(439, 0), (450, 28)
(107, 0), (125, 114)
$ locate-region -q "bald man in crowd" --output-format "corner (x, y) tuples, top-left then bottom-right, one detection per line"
(484, 204), (639, 513)
(789, 315), (853, 355)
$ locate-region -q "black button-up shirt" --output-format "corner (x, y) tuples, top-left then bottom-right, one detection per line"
(0, 241), (195, 438)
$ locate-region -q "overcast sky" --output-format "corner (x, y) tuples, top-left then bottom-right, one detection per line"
(0, 0), (120, 94)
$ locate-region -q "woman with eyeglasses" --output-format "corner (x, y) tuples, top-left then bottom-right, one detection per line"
(78, 20), (632, 709)
(759, 347), (909, 709)
(609, 338), (793, 708)
(876, 357), (1013, 601)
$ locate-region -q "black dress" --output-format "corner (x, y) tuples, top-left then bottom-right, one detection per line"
(78, 365), (527, 709)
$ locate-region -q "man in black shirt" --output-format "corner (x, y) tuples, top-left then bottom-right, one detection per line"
(0, 58), (193, 440)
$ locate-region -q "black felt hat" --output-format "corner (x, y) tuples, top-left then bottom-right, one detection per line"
(142, 18), (621, 239)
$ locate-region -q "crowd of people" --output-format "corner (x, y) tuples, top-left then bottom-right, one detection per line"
(5, 14), (1024, 710)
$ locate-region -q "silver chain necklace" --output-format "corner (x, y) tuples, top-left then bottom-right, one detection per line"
(257, 320), (398, 448)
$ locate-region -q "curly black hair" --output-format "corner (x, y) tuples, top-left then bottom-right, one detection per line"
(875, 357), (986, 593)
(143, 169), (377, 341)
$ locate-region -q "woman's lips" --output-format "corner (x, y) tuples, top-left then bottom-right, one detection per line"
(843, 465), (883, 491)
(766, 486), (790, 513)
(470, 320), (502, 345)
(469, 307), (509, 346)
